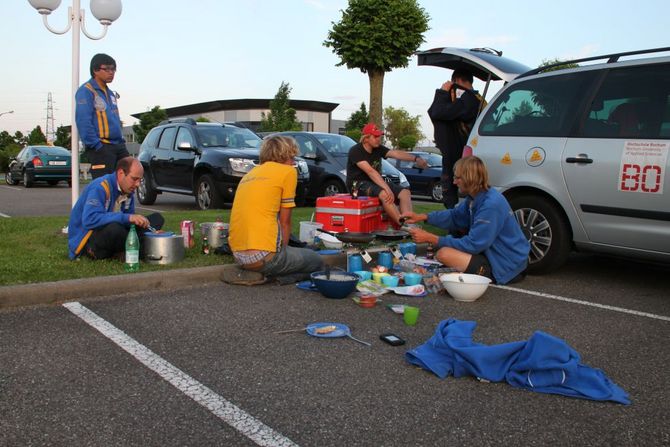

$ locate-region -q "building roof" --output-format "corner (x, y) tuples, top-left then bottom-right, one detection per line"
(131, 98), (339, 119)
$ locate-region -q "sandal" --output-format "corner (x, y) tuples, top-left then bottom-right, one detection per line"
(220, 264), (267, 285)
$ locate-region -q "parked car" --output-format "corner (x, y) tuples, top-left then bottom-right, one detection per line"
(269, 131), (410, 201)
(5, 145), (72, 188)
(137, 119), (309, 210)
(389, 151), (443, 202)
(418, 46), (670, 273)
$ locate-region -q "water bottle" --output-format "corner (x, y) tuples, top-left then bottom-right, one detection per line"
(125, 224), (140, 272)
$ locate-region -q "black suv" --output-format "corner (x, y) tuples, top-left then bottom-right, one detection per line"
(137, 119), (309, 210)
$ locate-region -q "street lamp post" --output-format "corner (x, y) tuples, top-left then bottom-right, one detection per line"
(27, 0), (122, 208)
(0, 110), (14, 118)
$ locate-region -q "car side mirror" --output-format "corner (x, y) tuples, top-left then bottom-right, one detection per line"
(302, 152), (320, 161)
(177, 141), (195, 151)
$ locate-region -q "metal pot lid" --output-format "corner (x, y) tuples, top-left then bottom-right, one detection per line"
(372, 229), (409, 239)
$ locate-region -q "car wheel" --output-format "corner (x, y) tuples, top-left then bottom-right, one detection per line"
(137, 171), (158, 205)
(23, 171), (33, 188)
(67, 180), (72, 187)
(430, 181), (443, 202)
(195, 174), (224, 210)
(47, 180), (59, 186)
(5, 171), (18, 185)
(320, 179), (346, 197)
(509, 194), (572, 275)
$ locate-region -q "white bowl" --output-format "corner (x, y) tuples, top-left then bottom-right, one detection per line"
(439, 273), (491, 302)
(317, 232), (343, 249)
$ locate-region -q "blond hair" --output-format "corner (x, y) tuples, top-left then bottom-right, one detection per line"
(259, 135), (299, 164)
(454, 156), (489, 195)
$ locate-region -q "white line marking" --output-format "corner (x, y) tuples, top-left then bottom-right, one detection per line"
(0, 212), (10, 218)
(63, 302), (299, 447)
(492, 284), (670, 322)
(136, 205), (163, 213)
(0, 184), (22, 191)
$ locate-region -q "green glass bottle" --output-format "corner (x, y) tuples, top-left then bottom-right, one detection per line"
(125, 224), (140, 272)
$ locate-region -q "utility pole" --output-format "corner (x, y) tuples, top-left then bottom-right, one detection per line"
(45, 92), (56, 144)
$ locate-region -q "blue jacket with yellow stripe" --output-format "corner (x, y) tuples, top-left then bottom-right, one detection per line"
(68, 172), (134, 259)
(75, 78), (125, 150)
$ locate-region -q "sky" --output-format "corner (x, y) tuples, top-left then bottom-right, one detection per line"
(1, 0), (669, 145)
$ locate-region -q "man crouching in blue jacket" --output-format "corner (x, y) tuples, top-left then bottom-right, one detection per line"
(68, 157), (163, 260)
(402, 156), (529, 284)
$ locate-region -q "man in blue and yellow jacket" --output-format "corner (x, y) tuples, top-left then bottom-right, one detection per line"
(75, 53), (128, 179)
(68, 157), (163, 260)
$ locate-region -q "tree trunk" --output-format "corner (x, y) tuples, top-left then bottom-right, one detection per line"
(367, 69), (385, 128)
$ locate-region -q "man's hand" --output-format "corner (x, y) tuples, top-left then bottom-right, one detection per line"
(408, 227), (438, 245)
(441, 81), (453, 91)
(129, 214), (149, 229)
(401, 212), (427, 224)
(415, 157), (428, 169)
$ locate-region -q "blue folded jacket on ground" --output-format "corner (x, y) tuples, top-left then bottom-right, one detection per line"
(405, 319), (630, 405)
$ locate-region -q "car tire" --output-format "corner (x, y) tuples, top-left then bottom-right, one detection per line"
(195, 174), (224, 210)
(430, 181), (443, 202)
(320, 179), (346, 197)
(67, 180), (72, 187)
(23, 171), (33, 188)
(509, 194), (572, 275)
(137, 171), (158, 205)
(5, 171), (18, 185)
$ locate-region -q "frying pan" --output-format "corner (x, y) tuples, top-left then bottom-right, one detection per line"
(372, 229), (410, 241)
(316, 228), (375, 244)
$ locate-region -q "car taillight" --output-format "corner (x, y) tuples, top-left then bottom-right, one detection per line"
(463, 145), (473, 158)
(32, 156), (43, 167)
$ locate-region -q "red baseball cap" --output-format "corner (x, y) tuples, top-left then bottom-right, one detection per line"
(362, 123), (384, 137)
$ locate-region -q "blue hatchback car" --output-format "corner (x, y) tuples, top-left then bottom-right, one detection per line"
(389, 151), (443, 202)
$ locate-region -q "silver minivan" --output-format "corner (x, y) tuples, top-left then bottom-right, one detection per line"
(418, 47), (670, 273)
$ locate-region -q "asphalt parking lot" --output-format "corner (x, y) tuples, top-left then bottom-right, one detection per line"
(1, 253), (669, 446)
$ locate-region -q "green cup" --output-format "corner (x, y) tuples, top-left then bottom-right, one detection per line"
(403, 306), (420, 326)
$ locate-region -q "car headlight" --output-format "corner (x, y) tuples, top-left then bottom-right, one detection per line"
(229, 158), (257, 173)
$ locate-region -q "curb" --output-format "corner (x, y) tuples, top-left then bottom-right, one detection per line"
(0, 265), (226, 310)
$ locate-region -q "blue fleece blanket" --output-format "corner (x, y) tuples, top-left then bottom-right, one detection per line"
(405, 319), (630, 405)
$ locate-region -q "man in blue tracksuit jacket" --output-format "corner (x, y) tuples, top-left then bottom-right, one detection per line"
(75, 53), (128, 179)
(402, 156), (529, 284)
(68, 157), (163, 260)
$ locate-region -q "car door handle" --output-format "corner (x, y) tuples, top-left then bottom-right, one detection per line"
(566, 154), (593, 164)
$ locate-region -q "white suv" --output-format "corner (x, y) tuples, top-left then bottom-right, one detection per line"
(418, 47), (670, 273)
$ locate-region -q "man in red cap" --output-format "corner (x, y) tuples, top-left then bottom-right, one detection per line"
(346, 123), (428, 226)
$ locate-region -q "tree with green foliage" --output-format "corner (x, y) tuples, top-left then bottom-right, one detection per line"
(324, 0), (429, 126)
(0, 130), (14, 149)
(345, 102), (370, 132)
(0, 143), (22, 171)
(196, 116), (211, 122)
(383, 106), (423, 150)
(13, 131), (27, 147)
(539, 58), (580, 72)
(133, 106), (168, 144)
(53, 125), (71, 149)
(27, 125), (46, 145)
(259, 82), (302, 132)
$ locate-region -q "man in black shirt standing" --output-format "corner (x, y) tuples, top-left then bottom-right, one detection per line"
(346, 123), (428, 226)
(428, 69), (484, 208)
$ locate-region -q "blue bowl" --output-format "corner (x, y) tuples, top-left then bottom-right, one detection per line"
(310, 271), (360, 299)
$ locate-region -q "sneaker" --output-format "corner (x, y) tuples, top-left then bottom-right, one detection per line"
(220, 264), (266, 285)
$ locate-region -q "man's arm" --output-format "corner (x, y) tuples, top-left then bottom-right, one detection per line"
(75, 86), (102, 150)
(80, 185), (130, 230)
(427, 87), (467, 122)
(278, 208), (292, 247)
(386, 150), (428, 169)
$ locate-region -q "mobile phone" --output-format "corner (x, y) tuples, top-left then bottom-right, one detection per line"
(380, 333), (405, 346)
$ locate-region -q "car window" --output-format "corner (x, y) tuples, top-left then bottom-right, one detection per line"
(175, 127), (195, 148)
(316, 134), (356, 155)
(34, 146), (70, 156)
(157, 127), (177, 150)
(293, 134), (316, 157)
(399, 160), (414, 169)
(16, 148), (27, 160)
(143, 127), (161, 149)
(479, 72), (597, 137)
(581, 63), (670, 139)
(195, 126), (261, 148)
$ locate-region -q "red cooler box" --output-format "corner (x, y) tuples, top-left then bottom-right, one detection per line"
(315, 194), (382, 233)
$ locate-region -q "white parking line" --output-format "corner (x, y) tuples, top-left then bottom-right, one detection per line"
(136, 205), (163, 213)
(63, 302), (299, 447)
(493, 284), (670, 322)
(0, 212), (10, 218)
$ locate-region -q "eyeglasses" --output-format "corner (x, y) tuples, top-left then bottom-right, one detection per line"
(97, 66), (116, 73)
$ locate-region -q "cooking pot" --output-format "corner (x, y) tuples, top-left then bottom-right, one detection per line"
(200, 222), (229, 249)
(372, 229), (410, 241)
(142, 232), (185, 265)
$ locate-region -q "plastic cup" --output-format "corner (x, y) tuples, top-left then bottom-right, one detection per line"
(372, 272), (390, 284)
(354, 270), (372, 281)
(403, 306), (420, 326)
(381, 275), (400, 287)
(404, 272), (422, 286)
